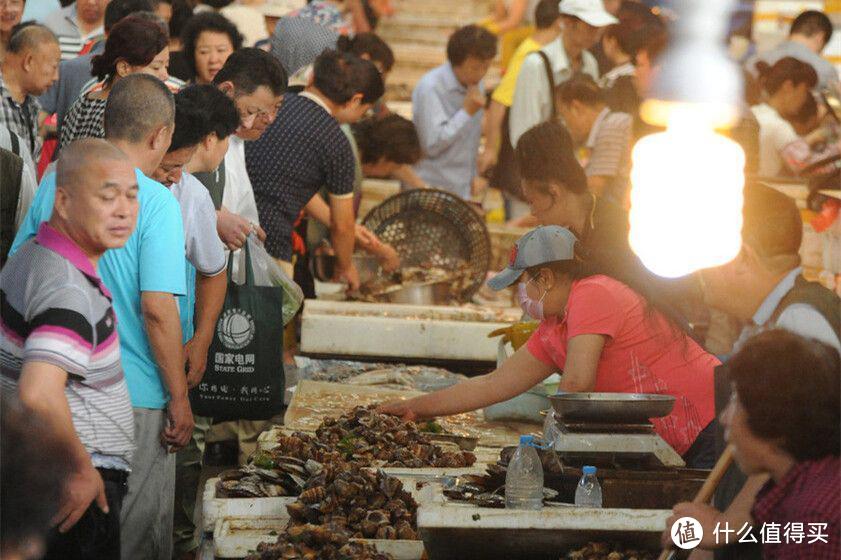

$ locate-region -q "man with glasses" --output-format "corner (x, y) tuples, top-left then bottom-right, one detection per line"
(193, 48), (287, 252)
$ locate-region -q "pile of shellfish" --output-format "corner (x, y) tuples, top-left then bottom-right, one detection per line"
(564, 542), (657, 560)
(288, 463), (419, 541)
(245, 524), (391, 560)
(315, 405), (476, 468)
(216, 405), (475, 501)
(216, 432), (346, 499)
(216, 460), (319, 499)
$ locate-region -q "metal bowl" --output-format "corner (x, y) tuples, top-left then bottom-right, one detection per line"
(549, 392), (676, 424)
(385, 281), (451, 305)
(312, 254), (380, 284)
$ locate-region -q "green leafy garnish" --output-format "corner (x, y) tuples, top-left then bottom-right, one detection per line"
(420, 421), (444, 434)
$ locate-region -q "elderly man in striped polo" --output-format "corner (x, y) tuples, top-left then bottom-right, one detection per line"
(0, 138), (138, 560)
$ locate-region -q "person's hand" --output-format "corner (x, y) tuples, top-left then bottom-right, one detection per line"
(216, 208), (253, 250)
(661, 502), (725, 550)
(335, 261), (360, 292)
(354, 224), (378, 249)
(53, 464), (108, 533)
(463, 86), (486, 116)
(471, 175), (489, 198)
(184, 335), (211, 389)
(163, 394), (194, 451)
(254, 224), (266, 242)
(374, 243), (400, 273)
(477, 149), (497, 175)
(378, 399), (418, 422)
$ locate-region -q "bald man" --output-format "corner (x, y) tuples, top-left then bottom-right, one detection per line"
(0, 23), (60, 160)
(0, 138), (138, 560)
(12, 74), (189, 560)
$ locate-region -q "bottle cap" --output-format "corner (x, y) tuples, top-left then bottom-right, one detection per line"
(520, 435), (534, 445)
(583, 465), (597, 475)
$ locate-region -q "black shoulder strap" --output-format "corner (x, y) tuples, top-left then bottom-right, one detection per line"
(1, 148), (24, 266)
(194, 158), (226, 210)
(9, 130), (20, 157)
(769, 275), (841, 339)
(535, 50), (556, 119)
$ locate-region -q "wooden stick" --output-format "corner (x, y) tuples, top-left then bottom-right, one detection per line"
(657, 445), (736, 560)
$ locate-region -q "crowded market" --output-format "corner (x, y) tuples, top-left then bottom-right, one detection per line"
(0, 0), (839, 559)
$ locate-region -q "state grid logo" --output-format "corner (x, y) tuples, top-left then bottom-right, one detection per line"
(217, 308), (256, 350)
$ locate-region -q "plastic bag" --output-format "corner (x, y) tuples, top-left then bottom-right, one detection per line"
(243, 234), (304, 325)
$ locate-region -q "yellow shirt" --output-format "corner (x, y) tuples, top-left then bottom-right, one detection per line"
(491, 36), (542, 107)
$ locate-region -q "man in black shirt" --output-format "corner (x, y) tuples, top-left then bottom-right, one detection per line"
(245, 50), (384, 290)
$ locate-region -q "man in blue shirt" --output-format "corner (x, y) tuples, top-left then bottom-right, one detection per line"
(412, 25), (496, 200)
(12, 74), (190, 560)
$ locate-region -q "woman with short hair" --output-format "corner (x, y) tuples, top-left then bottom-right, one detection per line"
(179, 11), (241, 84)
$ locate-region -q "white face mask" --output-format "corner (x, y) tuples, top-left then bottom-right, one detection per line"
(517, 278), (548, 320)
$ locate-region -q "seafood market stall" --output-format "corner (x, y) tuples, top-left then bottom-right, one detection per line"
(197, 373), (704, 559)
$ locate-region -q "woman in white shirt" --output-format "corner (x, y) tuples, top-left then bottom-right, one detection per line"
(751, 57), (817, 177)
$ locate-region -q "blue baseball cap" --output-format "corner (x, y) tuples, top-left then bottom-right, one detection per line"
(487, 226), (579, 291)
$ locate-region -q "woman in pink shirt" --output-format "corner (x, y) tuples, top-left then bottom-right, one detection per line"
(381, 226), (718, 467)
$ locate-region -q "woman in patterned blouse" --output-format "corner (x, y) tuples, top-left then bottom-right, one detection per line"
(59, 14), (169, 151)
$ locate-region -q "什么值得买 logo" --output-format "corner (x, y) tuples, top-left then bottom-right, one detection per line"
(217, 308), (256, 350)
(672, 517), (704, 550)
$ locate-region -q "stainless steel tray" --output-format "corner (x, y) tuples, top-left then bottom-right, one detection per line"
(549, 393), (675, 424)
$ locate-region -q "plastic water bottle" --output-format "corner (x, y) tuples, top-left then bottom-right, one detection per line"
(574, 466), (603, 508)
(542, 409), (560, 449)
(505, 435), (544, 510)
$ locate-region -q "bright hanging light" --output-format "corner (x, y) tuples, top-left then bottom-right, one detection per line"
(629, 0), (745, 278)
(630, 109), (744, 278)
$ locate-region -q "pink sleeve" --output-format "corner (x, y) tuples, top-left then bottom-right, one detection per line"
(565, 278), (627, 339)
(526, 323), (556, 366)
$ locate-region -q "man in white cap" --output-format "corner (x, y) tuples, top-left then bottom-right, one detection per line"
(509, 0), (616, 147)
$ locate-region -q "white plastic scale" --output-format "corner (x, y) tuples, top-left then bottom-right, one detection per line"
(550, 419), (686, 469)
(547, 393), (687, 469)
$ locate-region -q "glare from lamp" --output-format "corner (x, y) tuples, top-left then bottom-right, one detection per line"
(643, 0), (743, 130)
(629, 109), (745, 278)
(640, 98), (741, 130)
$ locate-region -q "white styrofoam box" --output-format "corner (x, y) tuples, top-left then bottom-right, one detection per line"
(300, 300), (520, 361)
(313, 280), (347, 301)
(417, 502), (672, 559)
(213, 517), (285, 558)
(213, 517), (424, 560)
(418, 502), (671, 532)
(202, 478), (297, 533)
